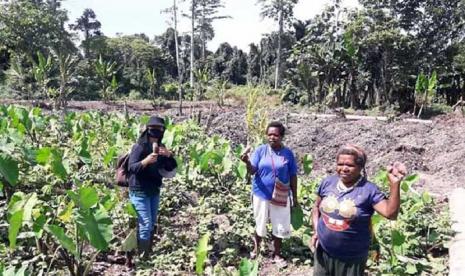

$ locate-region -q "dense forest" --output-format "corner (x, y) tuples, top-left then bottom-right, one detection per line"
(1, 0), (465, 115)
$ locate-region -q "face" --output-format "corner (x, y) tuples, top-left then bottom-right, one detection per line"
(267, 127), (282, 148)
(147, 125), (164, 142)
(336, 154), (362, 185)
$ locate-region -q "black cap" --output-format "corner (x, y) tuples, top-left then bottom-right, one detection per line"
(147, 116), (165, 127)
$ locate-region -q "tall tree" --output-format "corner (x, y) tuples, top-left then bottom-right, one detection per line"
(195, 0), (230, 63)
(0, 0), (75, 60)
(69, 8), (102, 59)
(162, 1), (184, 114)
(257, 0), (298, 89)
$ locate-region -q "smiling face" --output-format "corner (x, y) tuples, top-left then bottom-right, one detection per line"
(266, 126), (283, 149)
(336, 154), (362, 186)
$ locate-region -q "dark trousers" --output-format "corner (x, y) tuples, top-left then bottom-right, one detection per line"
(313, 244), (367, 276)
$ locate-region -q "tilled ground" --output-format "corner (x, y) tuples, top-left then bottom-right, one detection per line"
(14, 98), (462, 197)
(207, 105), (465, 199)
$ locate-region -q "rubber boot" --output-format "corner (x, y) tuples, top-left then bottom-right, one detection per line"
(138, 239), (151, 259)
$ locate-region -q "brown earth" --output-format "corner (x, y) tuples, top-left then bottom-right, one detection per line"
(7, 98), (463, 197)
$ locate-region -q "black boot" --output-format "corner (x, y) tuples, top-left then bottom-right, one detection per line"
(138, 238), (151, 259)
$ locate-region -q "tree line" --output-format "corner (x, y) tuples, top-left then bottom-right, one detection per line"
(1, 0), (465, 116)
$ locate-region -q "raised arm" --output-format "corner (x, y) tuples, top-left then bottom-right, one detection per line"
(373, 162), (407, 220)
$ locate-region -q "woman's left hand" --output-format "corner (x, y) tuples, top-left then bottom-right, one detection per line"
(387, 161), (407, 185)
(158, 147), (173, 158)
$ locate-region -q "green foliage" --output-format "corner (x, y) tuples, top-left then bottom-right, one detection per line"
(195, 232), (211, 275)
(239, 258), (259, 276)
(369, 171), (451, 275)
(0, 105), (451, 275)
(414, 71), (438, 118)
(0, 154), (19, 186)
(245, 86), (268, 145)
(94, 55), (117, 102)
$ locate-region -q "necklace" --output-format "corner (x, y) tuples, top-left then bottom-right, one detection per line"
(337, 176), (363, 193)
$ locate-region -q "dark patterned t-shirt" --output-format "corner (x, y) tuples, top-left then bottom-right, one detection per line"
(316, 175), (386, 260)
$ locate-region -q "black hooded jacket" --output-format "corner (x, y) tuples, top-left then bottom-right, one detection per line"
(127, 131), (177, 196)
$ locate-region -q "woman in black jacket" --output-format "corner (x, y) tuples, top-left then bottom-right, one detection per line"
(128, 116), (177, 256)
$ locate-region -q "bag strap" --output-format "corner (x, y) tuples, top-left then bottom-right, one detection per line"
(268, 145), (277, 179)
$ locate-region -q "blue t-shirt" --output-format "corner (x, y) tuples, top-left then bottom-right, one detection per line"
(251, 144), (298, 200)
(316, 175), (386, 260)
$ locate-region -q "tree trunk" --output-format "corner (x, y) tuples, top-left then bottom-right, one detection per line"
(201, 6), (206, 63)
(173, 0), (183, 115)
(274, 9), (283, 90)
(190, 0), (195, 89)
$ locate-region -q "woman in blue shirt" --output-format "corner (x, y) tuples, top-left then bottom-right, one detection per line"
(311, 144), (406, 276)
(240, 121), (298, 267)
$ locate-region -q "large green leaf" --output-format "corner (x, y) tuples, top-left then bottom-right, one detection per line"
(302, 154), (313, 175)
(124, 202), (137, 218)
(78, 187), (98, 209)
(0, 154), (19, 186)
(77, 208), (112, 251)
(239, 258), (259, 276)
(78, 137), (92, 164)
(51, 157), (67, 180)
(32, 214), (46, 238)
(103, 146), (117, 167)
(21, 193), (38, 225)
(195, 232), (211, 275)
(391, 229), (406, 246)
(236, 162), (247, 179)
(291, 205), (304, 230)
(8, 210), (23, 249)
(120, 229), (137, 252)
(58, 201), (75, 223)
(46, 224), (77, 257)
(35, 147), (52, 164)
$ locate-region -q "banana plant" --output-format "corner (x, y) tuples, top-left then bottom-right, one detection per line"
(32, 51), (53, 102)
(414, 71), (437, 118)
(94, 56), (117, 103)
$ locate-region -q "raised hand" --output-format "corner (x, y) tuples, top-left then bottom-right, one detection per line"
(158, 147), (173, 157)
(240, 146), (252, 163)
(387, 161), (407, 185)
(142, 152), (158, 167)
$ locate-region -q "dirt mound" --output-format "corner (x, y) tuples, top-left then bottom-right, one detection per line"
(3, 100), (463, 197)
(206, 106), (465, 198)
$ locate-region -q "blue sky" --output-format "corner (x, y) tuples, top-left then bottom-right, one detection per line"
(63, 0), (358, 52)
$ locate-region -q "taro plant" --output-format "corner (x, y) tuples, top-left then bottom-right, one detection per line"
(44, 185), (113, 276)
(369, 170), (451, 275)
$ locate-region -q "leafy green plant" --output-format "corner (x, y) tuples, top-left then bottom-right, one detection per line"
(245, 86), (268, 146)
(32, 51), (53, 101)
(195, 232), (211, 275)
(44, 185), (113, 276)
(414, 71), (437, 118)
(94, 55), (117, 103)
(239, 258), (259, 276)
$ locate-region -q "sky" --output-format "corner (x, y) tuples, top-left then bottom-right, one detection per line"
(62, 0), (359, 52)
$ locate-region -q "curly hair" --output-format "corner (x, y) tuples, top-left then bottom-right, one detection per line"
(336, 144), (367, 176)
(266, 121), (286, 136)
